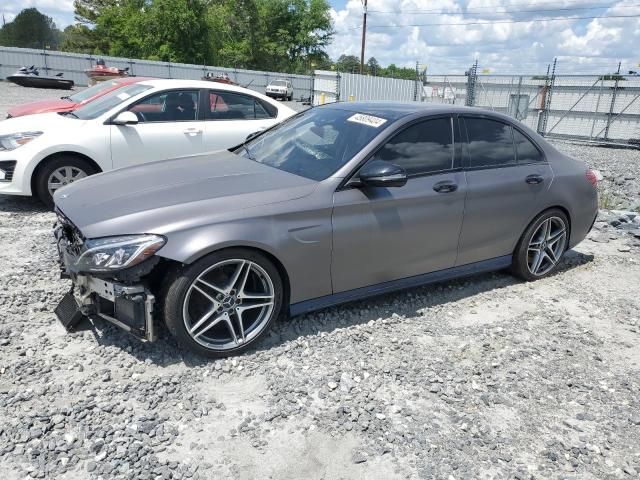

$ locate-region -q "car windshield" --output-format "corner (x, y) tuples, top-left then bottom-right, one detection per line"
(238, 107), (387, 181)
(271, 81), (287, 87)
(68, 80), (121, 103)
(73, 84), (152, 120)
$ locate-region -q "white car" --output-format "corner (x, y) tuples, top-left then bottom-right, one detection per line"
(265, 80), (293, 101)
(0, 79), (296, 206)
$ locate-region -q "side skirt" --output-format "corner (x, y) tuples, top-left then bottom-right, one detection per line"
(289, 255), (512, 317)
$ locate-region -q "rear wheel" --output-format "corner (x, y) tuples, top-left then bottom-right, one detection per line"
(35, 155), (98, 208)
(511, 209), (569, 280)
(163, 249), (283, 358)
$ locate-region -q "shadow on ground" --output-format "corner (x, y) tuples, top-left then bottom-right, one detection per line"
(87, 250), (594, 367)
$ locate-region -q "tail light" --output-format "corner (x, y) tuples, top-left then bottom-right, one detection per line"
(586, 168), (598, 188)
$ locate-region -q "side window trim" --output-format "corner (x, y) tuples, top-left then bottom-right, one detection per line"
(461, 115), (518, 171)
(512, 126), (547, 164)
(207, 90), (276, 121)
(374, 115), (456, 178)
(126, 88), (201, 123)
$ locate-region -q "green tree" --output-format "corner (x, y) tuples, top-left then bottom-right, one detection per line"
(366, 56), (380, 75)
(60, 24), (97, 53)
(336, 54), (360, 73)
(0, 8), (61, 49)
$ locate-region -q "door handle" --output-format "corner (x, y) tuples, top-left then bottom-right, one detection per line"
(183, 127), (202, 136)
(433, 181), (458, 193)
(525, 174), (544, 184)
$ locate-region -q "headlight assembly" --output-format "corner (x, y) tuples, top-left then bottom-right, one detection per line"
(75, 234), (166, 272)
(0, 131), (43, 151)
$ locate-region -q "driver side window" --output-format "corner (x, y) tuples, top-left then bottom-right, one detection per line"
(377, 117), (454, 175)
(128, 90), (200, 123)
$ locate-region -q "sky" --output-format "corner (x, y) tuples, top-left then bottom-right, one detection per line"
(1, 0), (638, 75)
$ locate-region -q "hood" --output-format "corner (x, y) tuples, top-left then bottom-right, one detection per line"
(0, 112), (80, 135)
(7, 99), (77, 118)
(54, 150), (318, 238)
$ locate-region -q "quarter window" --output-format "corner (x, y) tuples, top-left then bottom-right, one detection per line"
(377, 117), (454, 175)
(464, 118), (515, 167)
(208, 91), (275, 120)
(513, 128), (543, 163)
(128, 90), (199, 122)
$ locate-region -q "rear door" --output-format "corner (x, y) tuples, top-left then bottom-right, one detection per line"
(110, 89), (206, 168)
(203, 90), (279, 151)
(456, 116), (553, 266)
(331, 115), (467, 293)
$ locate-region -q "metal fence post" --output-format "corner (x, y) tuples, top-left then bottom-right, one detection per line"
(465, 60), (477, 106)
(539, 58), (557, 136)
(604, 62), (622, 141)
(515, 75), (523, 119)
(42, 49), (49, 75)
(590, 78), (605, 140)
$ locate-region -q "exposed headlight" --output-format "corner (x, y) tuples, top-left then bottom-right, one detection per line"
(75, 234), (166, 272)
(0, 131), (43, 151)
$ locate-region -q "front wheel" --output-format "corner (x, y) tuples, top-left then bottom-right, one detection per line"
(511, 209), (569, 281)
(34, 155), (97, 208)
(163, 249), (283, 358)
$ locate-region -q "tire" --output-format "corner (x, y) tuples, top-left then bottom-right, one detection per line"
(288, 94), (293, 101)
(163, 248), (284, 358)
(511, 208), (570, 281)
(34, 155), (98, 208)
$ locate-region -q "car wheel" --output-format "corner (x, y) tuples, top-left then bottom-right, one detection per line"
(35, 155), (97, 208)
(163, 248), (283, 358)
(511, 209), (569, 281)
(288, 94), (293, 101)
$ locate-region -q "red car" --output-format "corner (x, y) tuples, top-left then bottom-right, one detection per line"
(6, 77), (152, 119)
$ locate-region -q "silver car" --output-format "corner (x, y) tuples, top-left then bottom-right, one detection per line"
(53, 103), (599, 357)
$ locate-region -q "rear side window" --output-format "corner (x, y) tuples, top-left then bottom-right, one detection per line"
(464, 118), (515, 168)
(208, 91), (275, 120)
(377, 117), (454, 175)
(513, 128), (543, 163)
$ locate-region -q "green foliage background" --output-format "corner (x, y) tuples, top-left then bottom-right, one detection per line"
(1, 1), (421, 78)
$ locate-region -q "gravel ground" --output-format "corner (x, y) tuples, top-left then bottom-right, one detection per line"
(1, 82), (640, 479)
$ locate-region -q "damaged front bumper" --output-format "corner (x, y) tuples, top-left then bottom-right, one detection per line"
(53, 221), (157, 342)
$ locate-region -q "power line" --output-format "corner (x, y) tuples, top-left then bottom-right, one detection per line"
(346, 13), (640, 30)
(373, 0), (617, 10)
(368, 3), (640, 16)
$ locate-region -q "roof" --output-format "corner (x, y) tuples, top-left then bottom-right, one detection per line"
(137, 78), (253, 94)
(322, 101), (510, 122)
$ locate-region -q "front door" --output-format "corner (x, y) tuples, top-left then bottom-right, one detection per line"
(456, 116), (554, 265)
(110, 89), (207, 168)
(331, 116), (467, 293)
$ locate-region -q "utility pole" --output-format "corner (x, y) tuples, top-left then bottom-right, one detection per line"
(360, 0), (367, 75)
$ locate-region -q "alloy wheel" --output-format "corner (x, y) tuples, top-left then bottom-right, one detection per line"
(47, 166), (87, 196)
(527, 216), (567, 276)
(182, 259), (275, 351)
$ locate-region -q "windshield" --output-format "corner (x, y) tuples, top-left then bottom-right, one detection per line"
(68, 80), (121, 103)
(73, 84), (152, 120)
(239, 107), (387, 181)
(271, 81), (287, 87)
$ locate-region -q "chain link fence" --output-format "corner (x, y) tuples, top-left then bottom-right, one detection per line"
(424, 70), (640, 146)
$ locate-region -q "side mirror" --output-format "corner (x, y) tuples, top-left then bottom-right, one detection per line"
(112, 111), (139, 126)
(358, 159), (407, 188)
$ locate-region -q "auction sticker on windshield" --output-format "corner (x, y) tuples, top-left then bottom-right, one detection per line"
(347, 113), (387, 128)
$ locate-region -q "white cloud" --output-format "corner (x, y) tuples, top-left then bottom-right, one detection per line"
(329, 0), (640, 74)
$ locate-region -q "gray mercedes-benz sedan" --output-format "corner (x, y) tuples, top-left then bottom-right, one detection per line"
(53, 102), (598, 357)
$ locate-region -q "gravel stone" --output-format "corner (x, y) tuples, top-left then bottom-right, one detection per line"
(0, 84), (639, 479)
